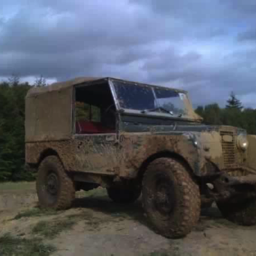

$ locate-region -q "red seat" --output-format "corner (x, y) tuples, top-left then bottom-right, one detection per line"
(76, 121), (114, 134)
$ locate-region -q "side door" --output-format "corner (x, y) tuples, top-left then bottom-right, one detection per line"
(74, 134), (119, 175)
(73, 81), (119, 175)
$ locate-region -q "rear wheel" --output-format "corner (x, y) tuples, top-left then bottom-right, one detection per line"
(107, 187), (141, 204)
(142, 158), (200, 238)
(36, 156), (75, 210)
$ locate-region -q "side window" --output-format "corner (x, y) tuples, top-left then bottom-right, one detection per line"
(91, 105), (101, 122)
(75, 102), (90, 121)
(75, 103), (101, 122)
(74, 83), (116, 134)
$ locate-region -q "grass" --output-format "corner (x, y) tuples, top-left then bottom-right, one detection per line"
(32, 218), (76, 239)
(0, 233), (56, 256)
(14, 208), (60, 220)
(64, 210), (125, 232)
(0, 182), (35, 192)
(77, 187), (107, 198)
(85, 217), (105, 231)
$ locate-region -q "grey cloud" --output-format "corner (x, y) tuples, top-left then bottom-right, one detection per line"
(224, 0), (256, 14)
(1, 0), (256, 108)
(238, 30), (256, 41)
(0, 6), (179, 55)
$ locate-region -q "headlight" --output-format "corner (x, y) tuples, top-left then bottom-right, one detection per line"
(237, 134), (248, 151)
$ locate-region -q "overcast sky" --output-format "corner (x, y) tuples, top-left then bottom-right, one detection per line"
(1, 0), (256, 107)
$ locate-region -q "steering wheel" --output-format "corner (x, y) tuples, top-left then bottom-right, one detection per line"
(101, 104), (116, 128)
(103, 104), (116, 117)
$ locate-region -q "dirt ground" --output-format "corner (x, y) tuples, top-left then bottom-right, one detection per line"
(1, 183), (256, 256)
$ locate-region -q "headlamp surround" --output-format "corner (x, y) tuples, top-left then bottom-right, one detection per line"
(237, 134), (248, 151)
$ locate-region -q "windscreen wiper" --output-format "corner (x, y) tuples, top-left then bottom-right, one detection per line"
(141, 107), (173, 115)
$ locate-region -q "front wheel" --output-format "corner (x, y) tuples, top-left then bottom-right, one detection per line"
(36, 156), (75, 210)
(142, 158), (201, 238)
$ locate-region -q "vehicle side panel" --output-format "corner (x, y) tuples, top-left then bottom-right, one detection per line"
(26, 135), (119, 176)
(26, 131), (224, 178)
(246, 135), (256, 171)
(25, 87), (73, 142)
(117, 132), (202, 178)
(26, 140), (76, 171)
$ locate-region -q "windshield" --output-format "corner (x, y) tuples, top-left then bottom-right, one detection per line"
(113, 81), (186, 116)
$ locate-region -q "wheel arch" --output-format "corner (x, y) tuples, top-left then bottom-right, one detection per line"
(137, 151), (196, 182)
(38, 148), (59, 166)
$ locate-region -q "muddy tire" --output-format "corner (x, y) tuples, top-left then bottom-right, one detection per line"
(36, 156), (75, 210)
(142, 158), (200, 238)
(217, 196), (256, 225)
(107, 187), (141, 204)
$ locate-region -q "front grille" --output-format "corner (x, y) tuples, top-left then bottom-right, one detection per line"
(220, 131), (236, 168)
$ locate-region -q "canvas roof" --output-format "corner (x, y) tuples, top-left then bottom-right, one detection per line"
(26, 77), (186, 98)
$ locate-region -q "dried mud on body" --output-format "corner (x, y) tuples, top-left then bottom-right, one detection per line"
(1, 184), (256, 256)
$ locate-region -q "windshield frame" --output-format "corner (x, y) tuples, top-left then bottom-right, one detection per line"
(109, 78), (194, 120)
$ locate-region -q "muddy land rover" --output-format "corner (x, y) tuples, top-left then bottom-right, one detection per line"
(25, 77), (256, 238)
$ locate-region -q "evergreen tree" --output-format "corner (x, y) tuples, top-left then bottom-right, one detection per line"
(0, 81), (32, 181)
(195, 104), (222, 125)
(195, 106), (204, 118)
(34, 75), (46, 87)
(226, 92), (243, 110)
(7, 74), (20, 87)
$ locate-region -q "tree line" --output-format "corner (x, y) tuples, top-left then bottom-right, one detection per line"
(195, 92), (256, 134)
(0, 77), (46, 182)
(0, 77), (255, 181)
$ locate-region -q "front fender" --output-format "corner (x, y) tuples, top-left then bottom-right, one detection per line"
(246, 135), (256, 171)
(118, 132), (204, 177)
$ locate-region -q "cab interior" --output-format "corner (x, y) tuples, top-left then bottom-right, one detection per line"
(74, 82), (116, 134)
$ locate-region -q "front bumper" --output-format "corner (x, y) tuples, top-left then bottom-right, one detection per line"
(221, 174), (256, 186)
